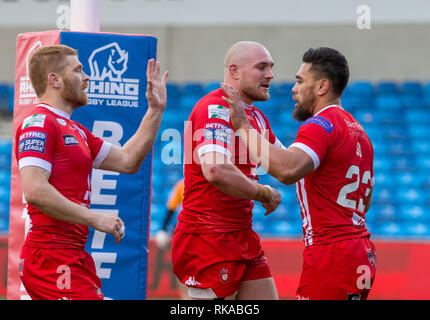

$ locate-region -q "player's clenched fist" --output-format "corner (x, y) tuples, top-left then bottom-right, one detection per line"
(91, 213), (125, 244)
(261, 186), (281, 216)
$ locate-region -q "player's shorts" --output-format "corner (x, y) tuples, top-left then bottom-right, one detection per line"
(171, 228), (272, 299)
(296, 236), (376, 300)
(19, 245), (104, 300)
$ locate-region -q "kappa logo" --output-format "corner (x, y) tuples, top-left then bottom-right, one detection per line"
(184, 276), (202, 287)
(86, 42), (140, 108)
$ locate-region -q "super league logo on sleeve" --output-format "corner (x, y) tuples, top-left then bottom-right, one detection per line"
(18, 131), (46, 154)
(86, 42), (140, 108)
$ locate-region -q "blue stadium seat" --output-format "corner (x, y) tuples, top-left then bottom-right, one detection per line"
(399, 205), (428, 222)
(179, 95), (200, 112)
(361, 124), (385, 140)
(0, 170), (10, 187)
(393, 171), (428, 188)
(424, 81), (430, 95)
(275, 82), (294, 97)
(342, 95), (374, 111)
(374, 222), (406, 238)
(396, 187), (426, 205)
(375, 95), (402, 110)
(0, 186), (10, 204)
(405, 110), (430, 124)
(8, 85), (14, 114)
(376, 82), (399, 95)
(0, 216), (8, 232)
(0, 83), (9, 114)
(166, 83), (181, 99)
(372, 186), (395, 204)
(411, 139), (430, 154)
(371, 204), (396, 222)
(267, 220), (302, 237)
(0, 200), (9, 217)
(252, 203), (266, 221)
(277, 95), (295, 110)
(252, 221), (267, 235)
(354, 110), (377, 124)
(349, 81), (375, 97)
(373, 156), (394, 171)
(401, 81), (423, 95)
(401, 95), (425, 109)
(254, 97), (282, 111)
(405, 222), (430, 238)
(385, 140), (411, 156)
(384, 126), (408, 141)
(182, 82), (203, 96)
(373, 169), (392, 188)
(416, 156), (430, 170)
(203, 81), (221, 94)
(392, 156), (415, 171)
(409, 125), (430, 140)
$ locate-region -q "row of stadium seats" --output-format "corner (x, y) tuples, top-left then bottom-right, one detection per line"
(2, 80), (430, 116)
(1, 79), (430, 239)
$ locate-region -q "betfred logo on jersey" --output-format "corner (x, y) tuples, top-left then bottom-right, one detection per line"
(18, 41), (42, 105)
(86, 42), (139, 108)
(18, 131), (46, 154)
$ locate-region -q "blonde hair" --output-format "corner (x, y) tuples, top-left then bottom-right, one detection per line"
(28, 45), (78, 97)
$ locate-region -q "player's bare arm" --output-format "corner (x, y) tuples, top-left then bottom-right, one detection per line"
(222, 82), (314, 185)
(99, 58), (169, 174)
(200, 151), (281, 215)
(20, 166), (125, 244)
(364, 187), (373, 213)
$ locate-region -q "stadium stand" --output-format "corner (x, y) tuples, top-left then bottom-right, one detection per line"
(0, 80), (430, 240)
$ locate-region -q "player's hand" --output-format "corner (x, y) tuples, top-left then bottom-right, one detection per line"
(155, 230), (171, 249)
(221, 82), (251, 131)
(146, 58), (169, 112)
(261, 186), (281, 216)
(91, 213), (125, 245)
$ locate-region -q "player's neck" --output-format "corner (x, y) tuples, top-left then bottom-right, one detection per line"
(39, 95), (73, 116)
(312, 97), (341, 116)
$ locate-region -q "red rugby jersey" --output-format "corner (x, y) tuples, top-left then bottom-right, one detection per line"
(178, 88), (283, 234)
(15, 103), (111, 249)
(290, 105), (374, 246)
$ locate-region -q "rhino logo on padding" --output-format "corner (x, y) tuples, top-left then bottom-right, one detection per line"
(88, 42), (128, 81)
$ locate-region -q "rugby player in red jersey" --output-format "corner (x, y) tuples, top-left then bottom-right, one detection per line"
(171, 41), (283, 300)
(15, 45), (168, 300)
(223, 47), (376, 300)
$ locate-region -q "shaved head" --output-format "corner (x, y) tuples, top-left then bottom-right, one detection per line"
(223, 41), (274, 105)
(224, 41), (269, 69)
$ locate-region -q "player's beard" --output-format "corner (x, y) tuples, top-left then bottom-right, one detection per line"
(241, 82), (270, 102)
(293, 103), (313, 122)
(293, 91), (316, 122)
(61, 77), (88, 108)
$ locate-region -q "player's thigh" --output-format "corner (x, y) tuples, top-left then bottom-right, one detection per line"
(236, 277), (278, 300)
(297, 238), (376, 300)
(20, 246), (103, 300)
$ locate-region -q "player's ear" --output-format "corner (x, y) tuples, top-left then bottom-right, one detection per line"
(228, 64), (240, 80)
(47, 72), (61, 89)
(317, 79), (330, 96)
